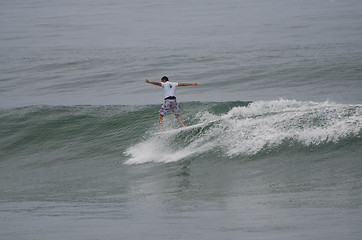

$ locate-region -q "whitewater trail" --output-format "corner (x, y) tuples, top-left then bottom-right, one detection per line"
(124, 99), (362, 164)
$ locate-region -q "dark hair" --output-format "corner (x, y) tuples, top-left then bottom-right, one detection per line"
(161, 76), (169, 82)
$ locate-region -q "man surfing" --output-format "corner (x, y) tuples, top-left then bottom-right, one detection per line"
(145, 76), (199, 132)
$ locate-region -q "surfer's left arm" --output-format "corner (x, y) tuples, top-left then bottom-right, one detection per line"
(178, 83), (199, 86)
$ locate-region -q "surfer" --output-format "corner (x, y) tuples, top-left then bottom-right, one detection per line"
(145, 76), (199, 132)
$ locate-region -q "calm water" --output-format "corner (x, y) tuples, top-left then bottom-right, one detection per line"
(1, 0), (362, 239)
(1, 0), (362, 107)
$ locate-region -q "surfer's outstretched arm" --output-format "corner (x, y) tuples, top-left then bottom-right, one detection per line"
(145, 79), (161, 86)
(178, 83), (199, 86)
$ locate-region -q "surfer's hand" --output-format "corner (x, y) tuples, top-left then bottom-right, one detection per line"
(193, 83), (199, 86)
(145, 79), (150, 83)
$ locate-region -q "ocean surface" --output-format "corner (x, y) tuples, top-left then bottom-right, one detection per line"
(1, 0), (362, 239)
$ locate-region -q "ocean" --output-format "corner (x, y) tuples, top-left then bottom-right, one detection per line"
(1, 0), (362, 239)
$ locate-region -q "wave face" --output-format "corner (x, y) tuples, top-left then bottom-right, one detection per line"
(1, 99), (361, 167)
(124, 99), (362, 164)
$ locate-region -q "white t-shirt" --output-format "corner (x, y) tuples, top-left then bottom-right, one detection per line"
(161, 82), (178, 98)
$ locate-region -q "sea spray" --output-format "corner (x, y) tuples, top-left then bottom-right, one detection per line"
(124, 99), (362, 164)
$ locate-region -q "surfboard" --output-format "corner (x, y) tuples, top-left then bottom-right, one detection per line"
(156, 120), (217, 135)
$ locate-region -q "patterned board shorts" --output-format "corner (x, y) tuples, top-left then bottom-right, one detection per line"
(159, 99), (179, 116)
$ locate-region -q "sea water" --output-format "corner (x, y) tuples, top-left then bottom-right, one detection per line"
(1, 0), (362, 239)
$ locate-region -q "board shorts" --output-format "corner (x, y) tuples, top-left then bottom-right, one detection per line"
(159, 99), (179, 116)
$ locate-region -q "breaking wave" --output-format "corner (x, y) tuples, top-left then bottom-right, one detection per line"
(125, 99), (362, 164)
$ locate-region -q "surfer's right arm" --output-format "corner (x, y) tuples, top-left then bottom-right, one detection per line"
(145, 79), (161, 86)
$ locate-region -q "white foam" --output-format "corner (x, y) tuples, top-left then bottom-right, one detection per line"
(124, 137), (214, 165)
(219, 99), (362, 156)
(124, 99), (362, 164)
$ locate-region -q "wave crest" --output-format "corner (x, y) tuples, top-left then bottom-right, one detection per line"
(125, 99), (362, 164)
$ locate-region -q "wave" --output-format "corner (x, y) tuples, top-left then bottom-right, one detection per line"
(0, 105), (154, 166)
(124, 99), (362, 164)
(1, 100), (361, 166)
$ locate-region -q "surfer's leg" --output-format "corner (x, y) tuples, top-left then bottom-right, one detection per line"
(159, 101), (171, 132)
(159, 114), (164, 132)
(175, 114), (186, 127)
(169, 100), (186, 127)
